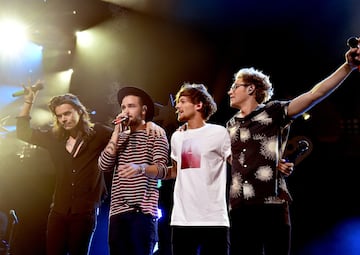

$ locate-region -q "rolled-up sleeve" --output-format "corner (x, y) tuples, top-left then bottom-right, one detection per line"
(153, 135), (169, 179)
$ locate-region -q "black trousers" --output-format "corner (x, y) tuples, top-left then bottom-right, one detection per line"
(230, 203), (291, 255)
(172, 226), (230, 255)
(46, 209), (97, 255)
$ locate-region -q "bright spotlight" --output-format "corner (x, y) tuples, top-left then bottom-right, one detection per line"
(76, 30), (94, 48)
(58, 69), (74, 83)
(0, 19), (28, 56)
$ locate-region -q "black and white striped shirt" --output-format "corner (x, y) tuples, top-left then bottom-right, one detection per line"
(99, 129), (169, 217)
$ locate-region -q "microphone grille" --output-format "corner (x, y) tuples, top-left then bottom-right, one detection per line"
(347, 36), (359, 48)
(29, 82), (44, 92)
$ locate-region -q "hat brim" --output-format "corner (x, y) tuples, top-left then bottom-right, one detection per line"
(117, 86), (155, 121)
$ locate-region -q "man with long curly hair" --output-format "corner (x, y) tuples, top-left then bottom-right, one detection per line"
(16, 91), (113, 255)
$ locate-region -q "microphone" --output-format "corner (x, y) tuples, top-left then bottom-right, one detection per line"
(12, 82), (44, 97)
(9, 209), (18, 224)
(347, 36), (359, 48)
(347, 36), (360, 69)
(285, 140), (310, 163)
(112, 116), (129, 125)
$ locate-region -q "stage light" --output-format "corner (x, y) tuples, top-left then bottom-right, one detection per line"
(44, 69), (73, 94)
(157, 208), (162, 219)
(76, 30), (94, 48)
(58, 69), (74, 83)
(0, 18), (28, 57)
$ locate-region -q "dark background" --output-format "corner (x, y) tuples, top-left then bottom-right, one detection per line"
(0, 0), (360, 254)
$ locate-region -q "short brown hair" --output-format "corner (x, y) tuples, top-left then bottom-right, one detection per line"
(175, 83), (217, 121)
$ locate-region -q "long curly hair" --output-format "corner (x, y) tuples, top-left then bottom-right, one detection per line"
(48, 93), (94, 140)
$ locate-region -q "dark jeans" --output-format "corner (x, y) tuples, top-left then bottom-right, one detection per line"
(109, 210), (157, 255)
(230, 203), (291, 255)
(171, 226), (230, 255)
(46, 209), (97, 255)
(156, 210), (172, 255)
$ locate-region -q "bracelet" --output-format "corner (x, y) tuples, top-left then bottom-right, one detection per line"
(25, 101), (33, 104)
(138, 164), (146, 175)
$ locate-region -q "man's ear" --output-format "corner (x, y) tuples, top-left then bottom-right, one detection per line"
(248, 85), (255, 95)
(142, 105), (147, 114)
(195, 102), (203, 111)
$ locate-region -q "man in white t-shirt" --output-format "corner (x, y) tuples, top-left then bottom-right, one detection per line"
(167, 83), (231, 255)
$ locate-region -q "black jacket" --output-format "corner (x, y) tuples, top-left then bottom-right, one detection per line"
(16, 117), (112, 214)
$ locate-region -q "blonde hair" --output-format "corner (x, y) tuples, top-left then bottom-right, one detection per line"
(235, 67), (274, 103)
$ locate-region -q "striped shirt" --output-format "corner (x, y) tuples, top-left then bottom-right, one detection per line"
(99, 129), (169, 218)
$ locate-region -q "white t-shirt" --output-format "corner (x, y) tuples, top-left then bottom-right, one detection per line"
(170, 123), (231, 227)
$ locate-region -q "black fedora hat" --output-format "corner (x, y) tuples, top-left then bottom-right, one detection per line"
(117, 86), (155, 121)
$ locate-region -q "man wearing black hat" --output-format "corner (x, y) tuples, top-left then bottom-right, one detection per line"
(99, 86), (169, 255)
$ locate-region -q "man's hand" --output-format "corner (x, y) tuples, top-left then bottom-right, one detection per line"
(277, 159), (294, 176)
(146, 121), (166, 137)
(118, 163), (142, 178)
(346, 47), (360, 68)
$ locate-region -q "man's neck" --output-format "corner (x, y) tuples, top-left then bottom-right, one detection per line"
(129, 120), (146, 133)
(68, 128), (79, 139)
(237, 102), (260, 117)
(186, 118), (206, 130)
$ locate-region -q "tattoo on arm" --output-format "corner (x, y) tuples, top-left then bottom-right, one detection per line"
(106, 141), (117, 154)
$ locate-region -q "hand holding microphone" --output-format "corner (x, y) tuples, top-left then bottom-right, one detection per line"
(347, 36), (359, 49)
(13, 80), (44, 108)
(112, 114), (130, 133)
(346, 36), (360, 68)
(112, 115), (129, 125)
(12, 80), (44, 97)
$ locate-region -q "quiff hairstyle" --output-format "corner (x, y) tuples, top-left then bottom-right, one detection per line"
(175, 83), (217, 121)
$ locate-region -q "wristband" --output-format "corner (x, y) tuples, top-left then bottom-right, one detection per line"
(138, 164), (146, 175)
(25, 101), (33, 104)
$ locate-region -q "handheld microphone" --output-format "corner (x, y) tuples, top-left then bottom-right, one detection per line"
(347, 36), (359, 48)
(12, 82), (44, 97)
(347, 36), (360, 69)
(9, 209), (19, 224)
(285, 140), (310, 163)
(112, 116), (129, 125)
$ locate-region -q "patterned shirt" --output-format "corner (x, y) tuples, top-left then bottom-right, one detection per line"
(226, 101), (293, 208)
(98, 129), (169, 218)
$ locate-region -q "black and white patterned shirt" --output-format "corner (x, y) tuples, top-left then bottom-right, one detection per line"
(226, 100), (293, 208)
